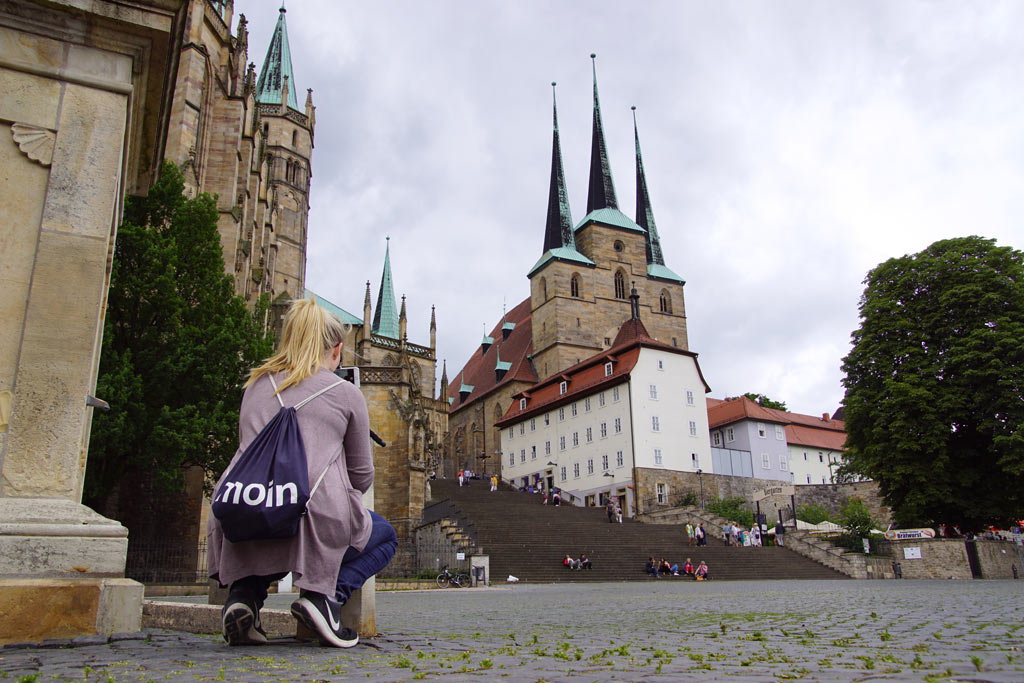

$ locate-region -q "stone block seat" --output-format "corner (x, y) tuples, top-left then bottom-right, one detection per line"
(423, 480), (848, 583)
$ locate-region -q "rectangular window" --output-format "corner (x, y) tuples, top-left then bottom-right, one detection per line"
(587, 459), (594, 474)
(559, 407), (565, 422)
(572, 432), (579, 447)
(822, 476), (827, 484)
(544, 413), (550, 426)
(612, 386), (620, 402)
(686, 390), (694, 405)
(652, 416), (660, 432)
(803, 452), (808, 461)
(757, 423), (767, 438)
(545, 441), (551, 455)
(818, 452), (824, 462)
(712, 431), (721, 447)
(614, 417), (622, 434)
(691, 452), (699, 468)
(649, 384), (658, 399)
(726, 427), (734, 442)
(519, 423), (524, 435)
(519, 398), (527, 410)
(531, 445), (536, 460)
(656, 483), (666, 504)
(657, 359), (664, 370)
(520, 449), (526, 463)
(530, 418), (536, 431)
(560, 466), (566, 481)
(585, 427), (593, 443)
(571, 402), (578, 417)
(775, 424), (785, 440)
(584, 397), (591, 412)
(508, 427), (514, 440)
(598, 392), (606, 407)
(559, 436), (566, 451)
(689, 420), (697, 436)
(654, 448), (663, 465)
(616, 450), (624, 467)
(762, 453), (770, 469)
(559, 381), (567, 395)
(602, 454), (609, 470)
(807, 475), (812, 484)
(780, 455), (788, 471)
(509, 452), (514, 466)
(600, 422), (607, 438)
(573, 463), (580, 478)
(604, 362), (613, 376)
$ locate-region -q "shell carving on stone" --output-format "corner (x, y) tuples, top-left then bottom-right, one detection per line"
(11, 123), (55, 167)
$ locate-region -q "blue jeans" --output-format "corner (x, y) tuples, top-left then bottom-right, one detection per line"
(335, 511), (397, 603)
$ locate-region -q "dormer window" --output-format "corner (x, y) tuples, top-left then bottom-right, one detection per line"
(519, 398), (527, 410)
(559, 381), (567, 395)
(604, 362), (613, 377)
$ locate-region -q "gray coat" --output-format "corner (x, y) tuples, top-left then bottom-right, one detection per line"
(207, 369), (373, 595)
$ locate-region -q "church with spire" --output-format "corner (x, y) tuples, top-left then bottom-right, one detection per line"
(163, 1), (315, 324)
(446, 57), (708, 512)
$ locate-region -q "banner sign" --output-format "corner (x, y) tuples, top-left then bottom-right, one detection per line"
(754, 484), (795, 502)
(884, 528), (936, 541)
(903, 546), (922, 559)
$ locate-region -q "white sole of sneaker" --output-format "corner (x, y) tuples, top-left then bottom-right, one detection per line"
(222, 603), (266, 646)
(291, 597), (358, 648)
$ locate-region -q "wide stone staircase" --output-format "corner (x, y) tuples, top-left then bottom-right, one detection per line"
(423, 480), (849, 583)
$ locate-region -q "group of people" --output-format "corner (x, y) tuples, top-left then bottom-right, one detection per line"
(457, 469), (480, 486)
(563, 553), (592, 570)
(722, 521), (765, 547)
(604, 498), (624, 523)
(684, 522), (708, 546)
(645, 556), (709, 580)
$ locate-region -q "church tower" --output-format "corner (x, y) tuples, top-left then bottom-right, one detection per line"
(528, 56), (688, 380)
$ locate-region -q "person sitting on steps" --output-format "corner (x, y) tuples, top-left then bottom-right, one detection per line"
(695, 561), (710, 580)
(578, 554), (592, 570)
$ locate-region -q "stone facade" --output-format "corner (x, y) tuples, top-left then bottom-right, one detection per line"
(0, 0), (192, 643)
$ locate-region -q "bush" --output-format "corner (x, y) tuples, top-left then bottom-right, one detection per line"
(797, 503), (832, 525)
(838, 497), (876, 539)
(706, 496), (753, 526)
(677, 491), (699, 507)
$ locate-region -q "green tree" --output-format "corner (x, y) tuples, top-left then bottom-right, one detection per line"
(742, 393), (788, 411)
(706, 496), (753, 526)
(85, 163), (274, 508)
(840, 236), (1024, 531)
(837, 498), (875, 539)
(796, 503), (832, 525)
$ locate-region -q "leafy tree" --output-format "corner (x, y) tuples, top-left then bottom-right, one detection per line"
(706, 496), (753, 526)
(796, 503), (832, 525)
(840, 236), (1024, 531)
(837, 498), (875, 538)
(742, 392), (788, 411)
(85, 163), (274, 509)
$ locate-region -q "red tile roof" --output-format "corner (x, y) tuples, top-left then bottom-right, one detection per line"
(448, 297), (537, 414)
(706, 396), (846, 450)
(495, 317), (710, 427)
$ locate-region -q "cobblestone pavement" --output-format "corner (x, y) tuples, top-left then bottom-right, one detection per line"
(2, 580), (1022, 682)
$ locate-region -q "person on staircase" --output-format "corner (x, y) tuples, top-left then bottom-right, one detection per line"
(645, 557), (658, 577)
(695, 561), (710, 580)
(578, 554), (592, 570)
(606, 498), (615, 523)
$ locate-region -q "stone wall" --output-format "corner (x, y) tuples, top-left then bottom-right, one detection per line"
(973, 541), (1022, 580)
(633, 468), (889, 524)
(875, 539), (972, 580)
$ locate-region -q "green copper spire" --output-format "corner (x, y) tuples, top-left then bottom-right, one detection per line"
(543, 82), (575, 253)
(586, 54), (618, 213)
(633, 107), (664, 266)
(255, 6), (300, 111)
(371, 237), (400, 338)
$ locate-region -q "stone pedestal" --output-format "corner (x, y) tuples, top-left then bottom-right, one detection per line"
(0, 0), (180, 645)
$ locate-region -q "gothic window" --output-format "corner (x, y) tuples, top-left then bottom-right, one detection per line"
(570, 274), (581, 298)
(659, 289), (672, 314)
(382, 354), (397, 366)
(540, 277), (547, 301)
(291, 130), (298, 148)
(614, 270), (626, 299)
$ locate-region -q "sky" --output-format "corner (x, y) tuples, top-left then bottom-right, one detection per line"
(235, 0), (1023, 417)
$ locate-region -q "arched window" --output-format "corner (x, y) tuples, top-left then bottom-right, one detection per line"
(539, 277), (547, 301)
(614, 271), (626, 299)
(659, 290), (672, 314)
(570, 274), (581, 298)
(291, 130), (298, 148)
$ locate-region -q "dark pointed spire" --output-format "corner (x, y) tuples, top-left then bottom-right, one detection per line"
(371, 237), (399, 338)
(255, 6), (299, 111)
(633, 106), (665, 266)
(586, 54), (618, 213)
(542, 82), (576, 253)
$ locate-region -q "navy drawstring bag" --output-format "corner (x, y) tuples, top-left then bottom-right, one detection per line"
(212, 374), (344, 543)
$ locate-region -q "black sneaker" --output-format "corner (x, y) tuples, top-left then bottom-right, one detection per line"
(221, 597), (267, 645)
(290, 592), (358, 648)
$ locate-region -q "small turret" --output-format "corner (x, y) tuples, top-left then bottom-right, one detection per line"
(430, 305), (436, 351)
(362, 280), (372, 344)
(439, 360), (449, 403)
(399, 294), (407, 343)
(305, 88), (316, 136)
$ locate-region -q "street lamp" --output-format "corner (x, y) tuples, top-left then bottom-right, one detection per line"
(696, 468), (705, 509)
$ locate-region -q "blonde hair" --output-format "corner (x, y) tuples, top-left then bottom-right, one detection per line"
(246, 297), (350, 393)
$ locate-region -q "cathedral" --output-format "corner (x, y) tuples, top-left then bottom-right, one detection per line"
(446, 58), (694, 489)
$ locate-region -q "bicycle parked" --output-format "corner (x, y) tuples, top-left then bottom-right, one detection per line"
(436, 565), (471, 588)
